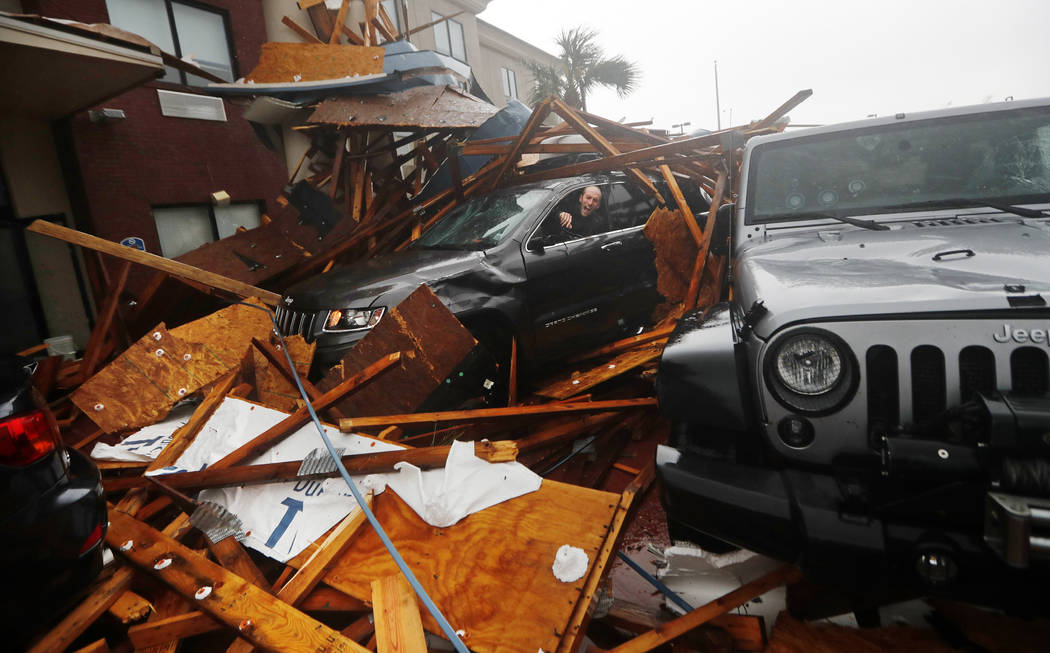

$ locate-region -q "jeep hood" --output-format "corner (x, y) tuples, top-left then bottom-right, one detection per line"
(284, 248), (486, 309)
(737, 219), (1050, 338)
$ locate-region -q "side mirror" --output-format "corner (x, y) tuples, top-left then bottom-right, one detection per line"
(710, 203), (735, 255)
(527, 235), (551, 253)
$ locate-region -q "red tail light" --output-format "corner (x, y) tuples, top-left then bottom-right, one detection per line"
(78, 522), (104, 555)
(0, 409), (57, 466)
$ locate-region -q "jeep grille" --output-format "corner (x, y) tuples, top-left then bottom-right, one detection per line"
(274, 305), (318, 341)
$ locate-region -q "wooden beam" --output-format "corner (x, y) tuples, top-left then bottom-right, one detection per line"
(549, 98), (663, 201)
(488, 96), (553, 189)
(566, 325), (675, 364)
(371, 573), (427, 653)
(604, 565), (801, 653)
(507, 336), (518, 406)
(103, 440), (519, 493)
(752, 89), (813, 130)
(228, 496), (374, 653)
(686, 170), (727, 310)
(533, 343), (664, 400)
(79, 260), (131, 381)
(251, 337), (344, 420)
(330, 133), (347, 200)
(659, 165), (703, 246)
(329, 0), (350, 44)
(105, 510), (369, 653)
(340, 23), (365, 45)
(107, 590), (153, 624)
(340, 397), (657, 430)
(128, 611), (221, 650)
(148, 372), (238, 472)
(305, 1), (336, 42)
(281, 15), (324, 44)
(516, 412), (622, 453)
(211, 352), (403, 469)
(27, 220), (282, 306)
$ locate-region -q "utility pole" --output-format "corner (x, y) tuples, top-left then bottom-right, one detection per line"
(714, 60), (721, 131)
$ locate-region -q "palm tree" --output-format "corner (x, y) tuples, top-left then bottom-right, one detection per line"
(525, 27), (639, 111)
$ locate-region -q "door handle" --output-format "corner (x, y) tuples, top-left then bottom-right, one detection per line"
(601, 241), (623, 252)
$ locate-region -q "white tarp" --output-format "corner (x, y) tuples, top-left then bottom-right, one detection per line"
(89, 404), (194, 462)
(134, 397), (542, 562)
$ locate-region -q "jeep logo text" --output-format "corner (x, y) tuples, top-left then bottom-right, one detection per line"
(993, 324), (1049, 345)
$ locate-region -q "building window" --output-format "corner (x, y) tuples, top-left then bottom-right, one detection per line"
(153, 202), (261, 258)
(501, 67), (518, 100)
(431, 11), (466, 62)
(105, 0), (236, 85)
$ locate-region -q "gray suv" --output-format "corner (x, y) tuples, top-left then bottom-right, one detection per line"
(656, 97), (1050, 612)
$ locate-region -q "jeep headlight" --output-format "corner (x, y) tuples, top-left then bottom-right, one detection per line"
(765, 329), (857, 415)
(774, 334), (842, 395)
(323, 306), (385, 332)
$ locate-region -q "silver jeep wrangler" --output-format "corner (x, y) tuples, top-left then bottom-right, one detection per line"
(656, 97), (1050, 612)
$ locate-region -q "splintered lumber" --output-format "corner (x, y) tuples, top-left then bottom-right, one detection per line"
(339, 397), (657, 431)
(128, 611), (223, 650)
(687, 170), (728, 310)
(533, 343), (665, 400)
(26, 219), (281, 305)
(752, 89), (814, 130)
(107, 590), (153, 624)
(489, 96), (553, 188)
(605, 565), (803, 653)
(604, 601), (765, 651)
(318, 285), (477, 417)
(659, 165), (704, 246)
(105, 510), (368, 653)
(567, 325), (675, 364)
(27, 515), (192, 653)
(556, 464), (655, 653)
(371, 574), (427, 653)
(103, 440), (518, 492)
(211, 352), (402, 469)
(282, 15), (324, 44)
(228, 495), (374, 653)
(71, 325), (228, 433)
(318, 480), (620, 653)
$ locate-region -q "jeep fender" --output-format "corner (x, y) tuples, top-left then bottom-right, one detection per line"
(656, 303), (748, 430)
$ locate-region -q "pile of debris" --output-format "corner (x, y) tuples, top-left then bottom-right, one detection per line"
(14, 4), (844, 651)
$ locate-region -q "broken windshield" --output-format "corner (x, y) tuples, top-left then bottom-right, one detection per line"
(414, 187), (551, 250)
(747, 105), (1050, 224)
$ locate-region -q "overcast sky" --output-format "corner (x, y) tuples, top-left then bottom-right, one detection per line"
(477, 0), (1050, 132)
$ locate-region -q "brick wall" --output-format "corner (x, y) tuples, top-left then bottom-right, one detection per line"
(34, 0), (288, 253)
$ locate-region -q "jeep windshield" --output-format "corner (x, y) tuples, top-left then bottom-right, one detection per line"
(747, 105), (1050, 224)
(414, 187), (551, 250)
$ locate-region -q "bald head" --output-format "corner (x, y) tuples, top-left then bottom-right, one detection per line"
(578, 186), (602, 216)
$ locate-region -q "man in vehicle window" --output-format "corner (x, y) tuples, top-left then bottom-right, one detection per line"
(557, 185), (603, 236)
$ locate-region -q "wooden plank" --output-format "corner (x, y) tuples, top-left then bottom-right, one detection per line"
(320, 480), (620, 653)
(228, 497), (374, 653)
(489, 96), (553, 189)
(251, 337), (341, 418)
(27, 515), (192, 653)
(549, 98), (662, 201)
(305, 2), (336, 42)
(340, 397), (657, 430)
(751, 89), (814, 130)
(80, 260), (131, 381)
(516, 412), (621, 453)
(282, 15), (323, 44)
(104, 440), (518, 493)
(330, 0), (350, 44)
(106, 510), (369, 653)
(605, 566), (802, 653)
(556, 464), (655, 653)
(26, 220), (281, 306)
(128, 611), (222, 650)
(659, 165), (703, 247)
(72, 638), (110, 653)
(210, 352), (402, 469)
(567, 325), (675, 364)
(330, 133), (347, 199)
(340, 23), (366, 45)
(148, 372), (237, 471)
(108, 590), (153, 624)
(137, 586), (190, 653)
(507, 336), (518, 406)
(400, 10), (464, 38)
(533, 344), (664, 400)
(686, 170), (728, 310)
(371, 574), (427, 653)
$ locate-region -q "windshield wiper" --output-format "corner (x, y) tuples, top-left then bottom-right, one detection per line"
(894, 198), (1050, 219)
(805, 212), (889, 231)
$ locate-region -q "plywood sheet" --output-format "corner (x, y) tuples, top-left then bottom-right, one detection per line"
(318, 284), (476, 417)
(72, 325), (226, 433)
(321, 480), (620, 653)
(246, 43), (384, 83)
(251, 335), (315, 411)
(169, 298), (277, 370)
(643, 207), (698, 303)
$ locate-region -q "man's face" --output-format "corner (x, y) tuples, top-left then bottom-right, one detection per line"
(578, 187), (602, 216)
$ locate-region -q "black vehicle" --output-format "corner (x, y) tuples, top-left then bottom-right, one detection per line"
(277, 174), (705, 378)
(656, 97), (1050, 614)
(1, 356), (108, 643)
